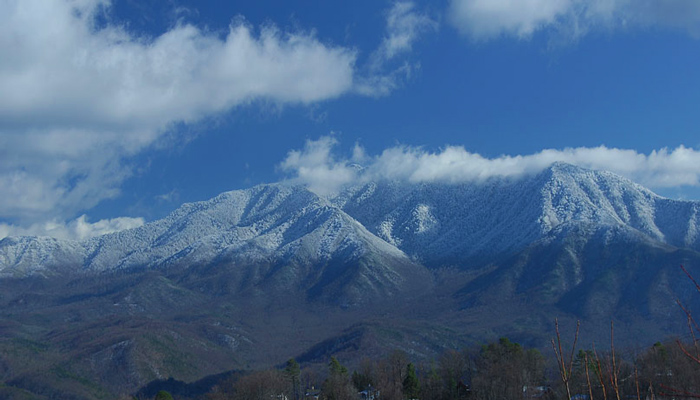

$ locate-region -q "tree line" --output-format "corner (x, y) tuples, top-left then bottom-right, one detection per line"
(193, 328), (700, 400)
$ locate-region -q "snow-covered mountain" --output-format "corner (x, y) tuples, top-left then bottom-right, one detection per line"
(1, 162), (699, 278)
(336, 162), (700, 265)
(0, 184), (431, 303)
(3, 162), (700, 397)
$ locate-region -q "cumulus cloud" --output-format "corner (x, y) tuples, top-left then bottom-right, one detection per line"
(279, 136), (361, 196)
(448, 0), (700, 40)
(0, 215), (145, 241)
(0, 0), (356, 229)
(280, 136), (700, 195)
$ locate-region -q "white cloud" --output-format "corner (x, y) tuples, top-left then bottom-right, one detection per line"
(449, 0), (700, 40)
(354, 63), (417, 97)
(0, 0), (356, 227)
(449, 0), (572, 39)
(279, 136), (359, 196)
(0, 215), (145, 241)
(373, 2), (439, 66)
(280, 136), (700, 195)
(357, 2), (438, 96)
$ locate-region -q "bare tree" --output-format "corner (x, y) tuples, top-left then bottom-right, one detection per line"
(551, 319), (580, 400)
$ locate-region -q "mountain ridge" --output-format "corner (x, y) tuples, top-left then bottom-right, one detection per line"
(2, 162), (700, 275)
(3, 162), (700, 398)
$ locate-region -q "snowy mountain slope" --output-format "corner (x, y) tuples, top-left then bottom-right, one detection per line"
(537, 163), (699, 246)
(81, 184), (332, 271)
(334, 162), (700, 266)
(334, 175), (548, 266)
(0, 184), (429, 301)
(1, 162), (699, 277)
(0, 236), (85, 277)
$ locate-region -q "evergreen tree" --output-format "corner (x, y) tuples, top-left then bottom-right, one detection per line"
(285, 358), (301, 400)
(154, 390), (173, 400)
(352, 370), (373, 391)
(403, 363), (420, 400)
(329, 356), (348, 376)
(323, 357), (353, 400)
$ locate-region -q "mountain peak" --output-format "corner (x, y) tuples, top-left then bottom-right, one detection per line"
(547, 160), (582, 172)
(542, 161), (656, 198)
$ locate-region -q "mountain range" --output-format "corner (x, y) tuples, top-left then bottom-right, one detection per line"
(2, 162), (700, 398)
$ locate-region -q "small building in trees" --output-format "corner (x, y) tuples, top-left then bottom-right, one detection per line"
(358, 384), (380, 400)
(305, 386), (321, 400)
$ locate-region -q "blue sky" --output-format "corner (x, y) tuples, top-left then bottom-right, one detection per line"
(2, 0), (700, 239)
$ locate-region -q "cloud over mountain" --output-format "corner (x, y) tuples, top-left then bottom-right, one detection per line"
(0, 1), (440, 240)
(2, 0), (697, 242)
(0, 215), (145, 241)
(281, 136), (700, 195)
